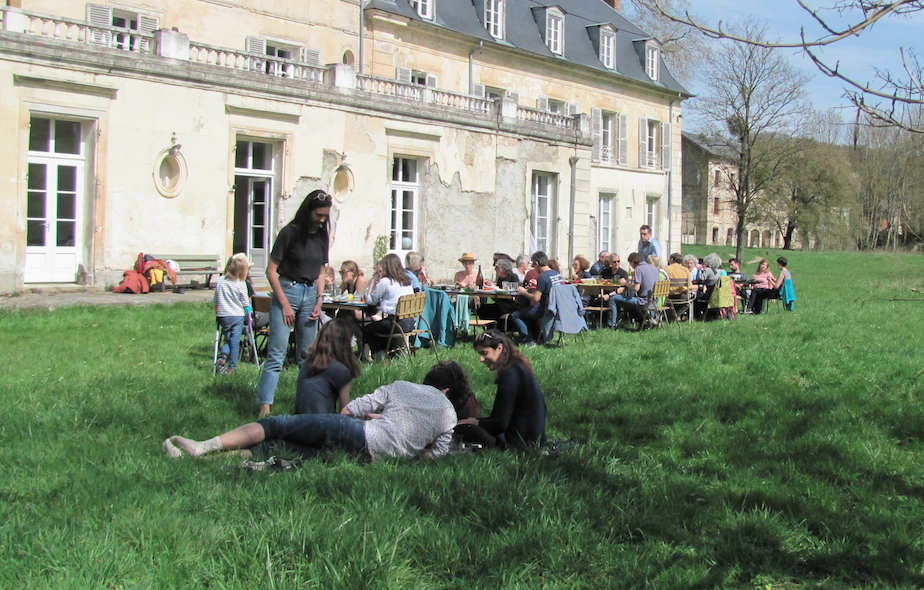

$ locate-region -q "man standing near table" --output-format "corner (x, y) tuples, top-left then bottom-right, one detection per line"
(589, 251), (609, 276)
(637, 225), (663, 261)
(510, 251), (563, 347)
(602, 252), (658, 328)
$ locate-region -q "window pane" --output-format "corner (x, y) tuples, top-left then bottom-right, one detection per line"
(402, 210), (413, 230)
(57, 193), (76, 220)
(28, 191), (46, 218)
(252, 204), (265, 223)
(392, 158), (400, 182)
(235, 141), (249, 168)
(538, 197), (548, 218)
(27, 220), (46, 246)
(28, 163), (46, 191)
(253, 180), (266, 203)
(29, 118), (51, 152)
(57, 221), (75, 247)
(402, 159), (416, 182)
(252, 142), (271, 170)
(57, 165), (77, 193)
(251, 227), (264, 247)
(54, 120), (81, 155)
(402, 190), (414, 211)
(391, 189), (399, 211)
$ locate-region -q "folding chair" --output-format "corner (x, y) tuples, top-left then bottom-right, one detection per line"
(667, 278), (694, 323)
(468, 297), (497, 335)
(378, 292), (439, 361)
(650, 280), (673, 326)
(213, 318), (259, 375)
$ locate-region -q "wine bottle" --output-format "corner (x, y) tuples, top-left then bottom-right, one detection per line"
(476, 265), (484, 289)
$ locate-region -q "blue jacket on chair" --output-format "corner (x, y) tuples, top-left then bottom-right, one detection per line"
(540, 284), (587, 342)
(416, 289), (457, 348)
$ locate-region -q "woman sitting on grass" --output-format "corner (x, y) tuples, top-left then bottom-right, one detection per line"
(164, 361), (468, 462)
(456, 330), (547, 449)
(293, 319), (362, 415)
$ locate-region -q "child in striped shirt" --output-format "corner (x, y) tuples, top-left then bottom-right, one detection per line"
(214, 253), (252, 374)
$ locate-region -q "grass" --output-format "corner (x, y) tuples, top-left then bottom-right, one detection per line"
(1, 247), (924, 588)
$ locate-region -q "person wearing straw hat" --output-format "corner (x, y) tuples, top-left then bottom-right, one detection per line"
(454, 253), (479, 288)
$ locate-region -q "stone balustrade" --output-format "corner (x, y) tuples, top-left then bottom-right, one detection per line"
(1, 6), (579, 135)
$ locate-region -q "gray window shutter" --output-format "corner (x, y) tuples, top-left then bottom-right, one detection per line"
(86, 4), (112, 46)
(566, 102), (579, 116)
(472, 83), (486, 98)
(617, 113), (628, 166)
(591, 108), (602, 163)
(246, 36), (266, 54)
(300, 47), (321, 66)
(138, 15), (158, 33)
(396, 67), (412, 84)
(508, 91), (520, 105)
(638, 117), (648, 168)
(661, 122), (672, 171)
(425, 73), (438, 87)
(537, 96), (549, 112)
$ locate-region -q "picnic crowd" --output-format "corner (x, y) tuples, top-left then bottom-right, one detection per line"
(166, 191), (794, 465)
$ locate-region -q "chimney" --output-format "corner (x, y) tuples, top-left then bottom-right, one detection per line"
(601, 0), (621, 11)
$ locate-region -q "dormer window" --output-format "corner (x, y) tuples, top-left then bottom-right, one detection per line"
(485, 0), (504, 40)
(545, 8), (564, 55)
(588, 24), (617, 70)
(600, 29), (615, 69)
(411, 0), (433, 20)
(645, 41), (659, 81)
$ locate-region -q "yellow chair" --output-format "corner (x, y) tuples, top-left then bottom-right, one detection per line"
(377, 292), (438, 361)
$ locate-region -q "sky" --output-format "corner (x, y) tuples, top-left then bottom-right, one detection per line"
(673, 0), (924, 121)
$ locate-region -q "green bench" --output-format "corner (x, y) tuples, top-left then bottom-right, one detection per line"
(151, 254), (222, 289)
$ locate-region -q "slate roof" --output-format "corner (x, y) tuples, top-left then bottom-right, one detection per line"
(366, 0), (691, 97)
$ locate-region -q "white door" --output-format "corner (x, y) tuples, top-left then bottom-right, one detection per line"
(25, 117), (85, 283)
(233, 175), (271, 272)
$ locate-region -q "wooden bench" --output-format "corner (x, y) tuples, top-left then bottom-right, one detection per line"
(151, 254), (222, 289)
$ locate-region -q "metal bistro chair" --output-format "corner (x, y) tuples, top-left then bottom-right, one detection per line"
(650, 280), (673, 326)
(667, 278), (694, 323)
(378, 292), (439, 361)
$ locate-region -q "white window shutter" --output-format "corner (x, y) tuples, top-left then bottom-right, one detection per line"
(508, 91), (520, 105)
(425, 73), (438, 87)
(566, 102), (579, 116)
(246, 36), (266, 54)
(638, 117), (648, 168)
(472, 83), (486, 98)
(591, 108), (602, 163)
(396, 67), (412, 84)
(537, 96), (549, 112)
(300, 47), (321, 66)
(661, 122), (672, 171)
(617, 113), (628, 166)
(138, 15), (158, 33)
(86, 4), (112, 46)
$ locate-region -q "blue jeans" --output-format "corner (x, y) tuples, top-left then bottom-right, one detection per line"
(218, 315), (244, 369)
(251, 413), (367, 459)
(511, 305), (542, 344)
(607, 292), (639, 326)
(255, 280), (319, 406)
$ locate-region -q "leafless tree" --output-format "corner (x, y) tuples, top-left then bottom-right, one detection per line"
(622, 0), (706, 84)
(694, 19), (812, 260)
(639, 0), (924, 132)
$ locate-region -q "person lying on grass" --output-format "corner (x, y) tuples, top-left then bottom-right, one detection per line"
(163, 361), (464, 462)
(293, 319), (362, 415)
(455, 330), (547, 449)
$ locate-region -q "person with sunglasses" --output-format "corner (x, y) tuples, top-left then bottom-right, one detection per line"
(456, 330), (547, 449)
(255, 189), (332, 417)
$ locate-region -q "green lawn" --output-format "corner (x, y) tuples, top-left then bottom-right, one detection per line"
(2, 248), (924, 589)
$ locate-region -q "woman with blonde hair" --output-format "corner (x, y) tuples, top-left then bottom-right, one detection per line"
(361, 253), (415, 360)
(746, 258), (775, 313)
(338, 260), (367, 295)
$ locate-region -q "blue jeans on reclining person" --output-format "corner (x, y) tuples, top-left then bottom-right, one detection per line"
(250, 413), (367, 460)
(218, 315), (244, 369)
(255, 279), (319, 407)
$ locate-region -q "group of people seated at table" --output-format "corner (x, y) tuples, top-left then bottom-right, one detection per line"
(165, 323), (547, 464)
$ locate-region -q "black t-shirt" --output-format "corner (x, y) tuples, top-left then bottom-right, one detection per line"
(271, 224), (329, 283)
(479, 362), (547, 448)
(294, 361), (352, 415)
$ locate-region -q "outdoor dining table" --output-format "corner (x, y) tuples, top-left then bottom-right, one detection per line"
(321, 298), (377, 351)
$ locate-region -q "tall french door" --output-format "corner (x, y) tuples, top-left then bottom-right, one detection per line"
(25, 117), (86, 283)
(233, 140), (275, 271)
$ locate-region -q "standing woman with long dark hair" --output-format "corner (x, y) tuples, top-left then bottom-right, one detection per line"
(256, 189), (332, 416)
